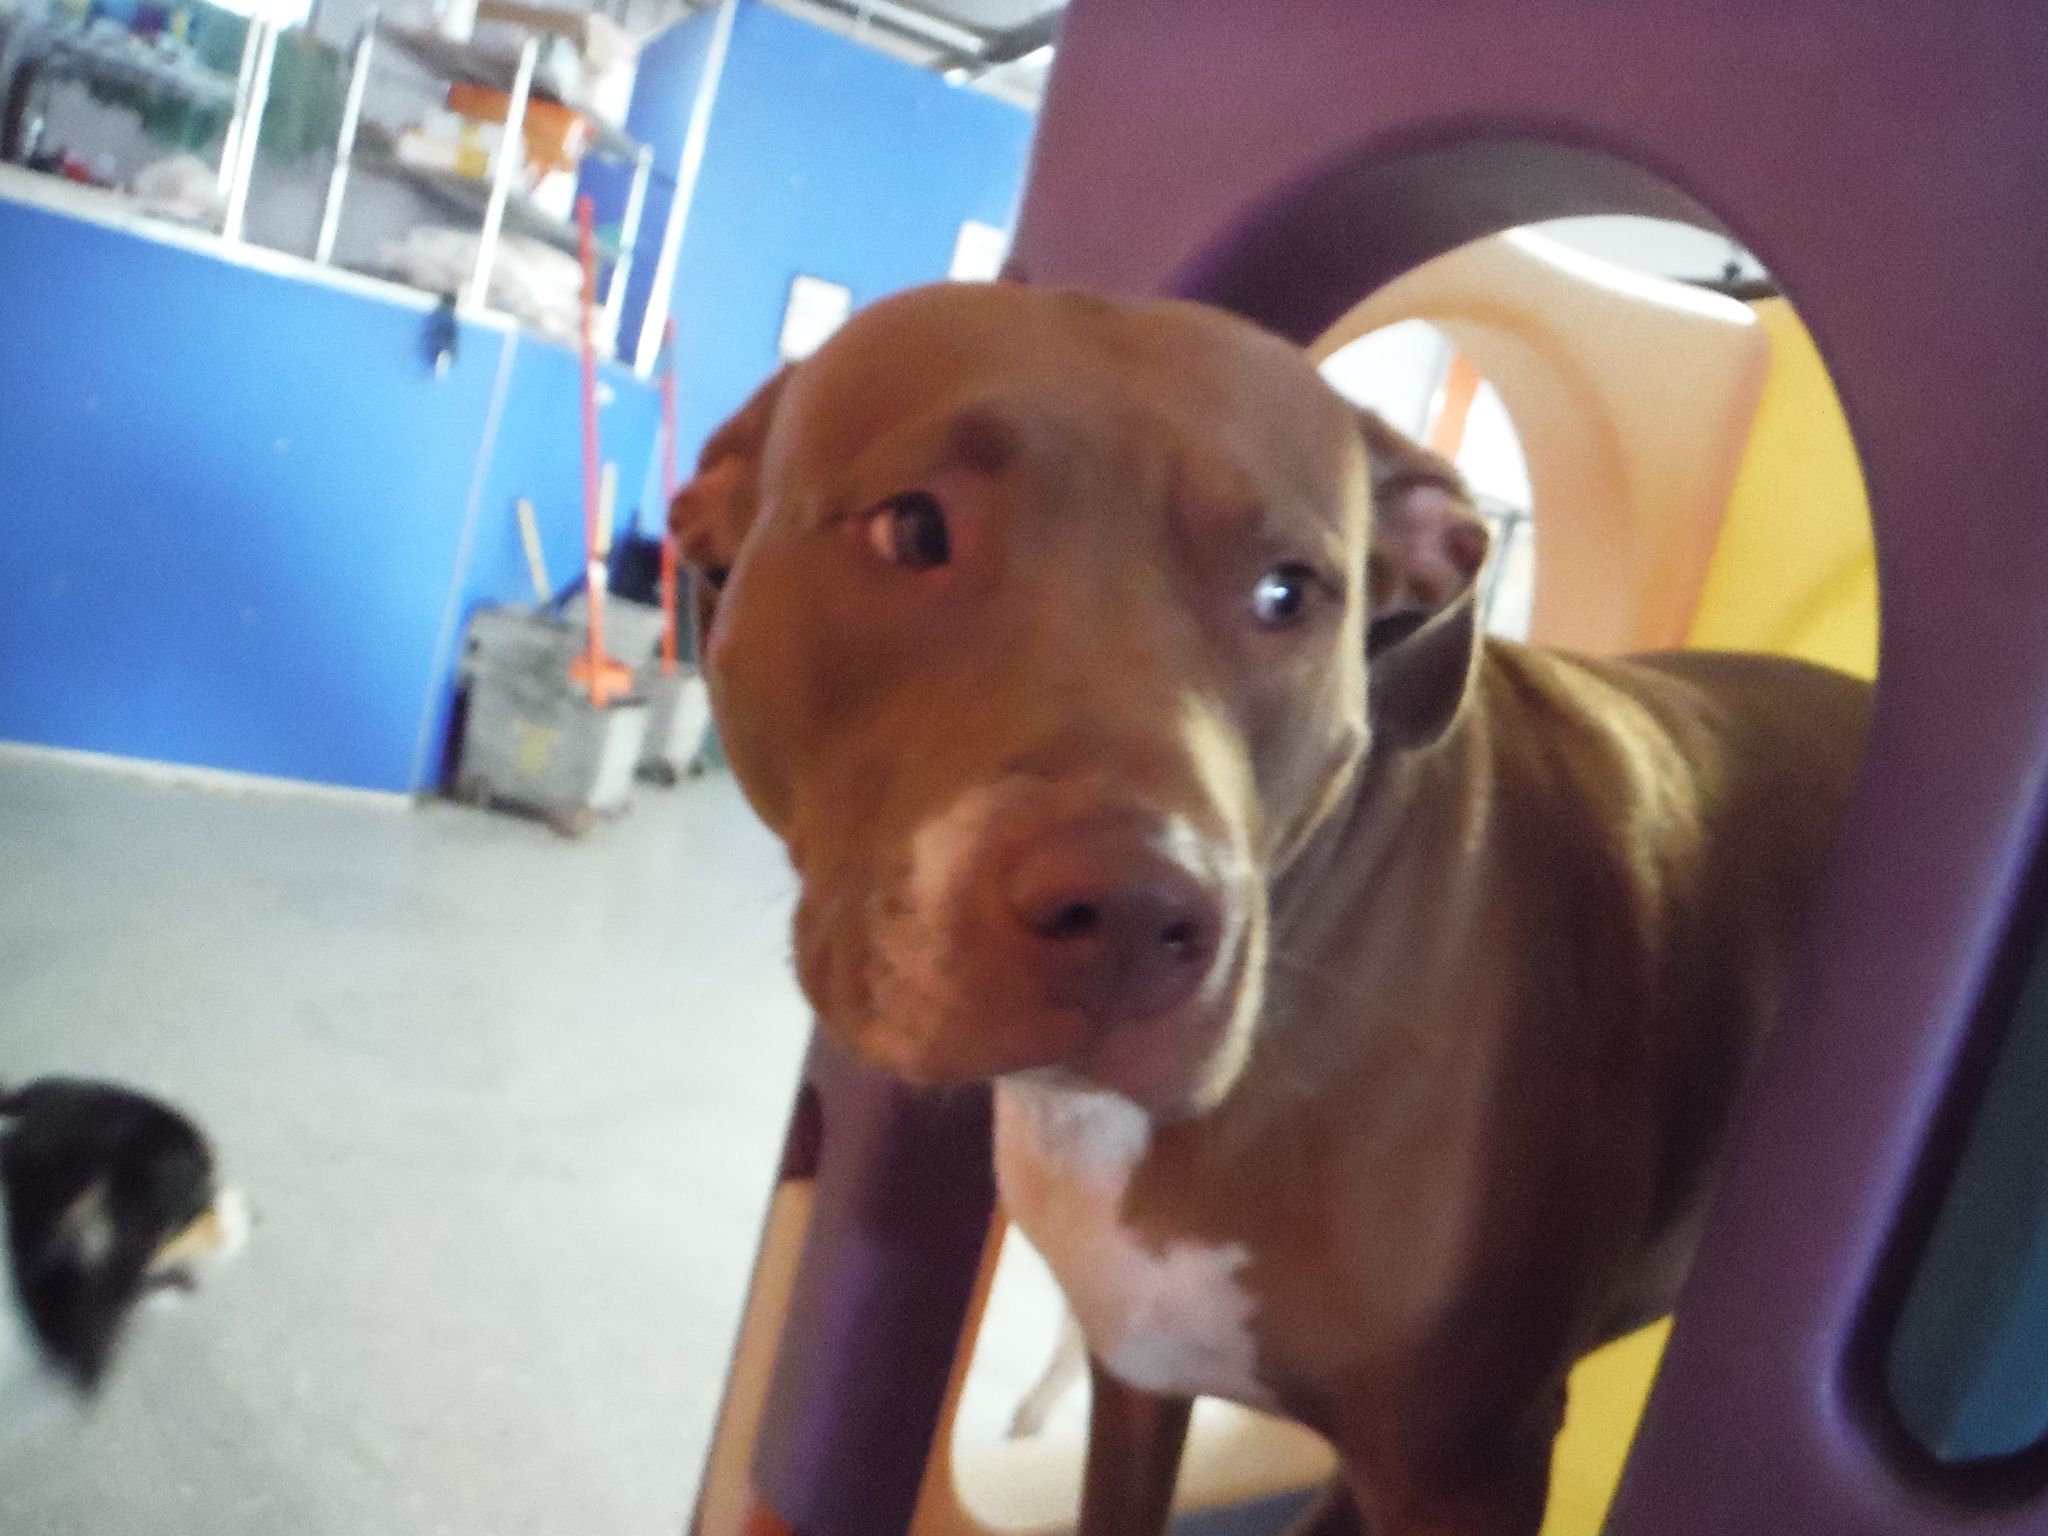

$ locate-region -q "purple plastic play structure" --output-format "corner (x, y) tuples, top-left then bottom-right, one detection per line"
(695, 2), (2048, 1532)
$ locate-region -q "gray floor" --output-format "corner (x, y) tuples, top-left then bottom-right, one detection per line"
(0, 749), (814, 1536)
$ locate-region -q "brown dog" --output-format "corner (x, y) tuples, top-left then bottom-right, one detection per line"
(673, 283), (1868, 1536)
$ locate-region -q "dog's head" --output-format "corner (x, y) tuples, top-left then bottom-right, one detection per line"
(676, 284), (1483, 1116)
(1, 1078), (246, 1393)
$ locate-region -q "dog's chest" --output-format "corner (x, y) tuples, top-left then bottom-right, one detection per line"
(993, 1080), (1278, 1411)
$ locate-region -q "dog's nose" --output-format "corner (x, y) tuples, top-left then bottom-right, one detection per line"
(1004, 826), (1223, 1024)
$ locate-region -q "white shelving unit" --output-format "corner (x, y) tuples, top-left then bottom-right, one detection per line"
(313, 13), (652, 345)
(0, 9), (271, 230)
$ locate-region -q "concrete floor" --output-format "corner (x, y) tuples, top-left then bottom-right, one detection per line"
(0, 746), (1312, 1536)
(0, 748), (814, 1536)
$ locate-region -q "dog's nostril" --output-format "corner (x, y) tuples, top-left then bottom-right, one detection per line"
(1005, 828), (1224, 1024)
(1044, 902), (1101, 939)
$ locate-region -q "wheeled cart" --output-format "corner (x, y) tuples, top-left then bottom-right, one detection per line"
(452, 605), (648, 838)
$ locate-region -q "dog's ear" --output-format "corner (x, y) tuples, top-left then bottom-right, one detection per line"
(1367, 489), (1490, 614)
(1368, 587), (1480, 750)
(1356, 407), (1491, 617)
(1356, 406), (1487, 746)
(670, 365), (792, 650)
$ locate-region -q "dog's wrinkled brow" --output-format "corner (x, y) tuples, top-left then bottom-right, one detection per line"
(946, 406), (1021, 476)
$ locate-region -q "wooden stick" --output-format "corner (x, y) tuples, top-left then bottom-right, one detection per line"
(515, 497), (551, 604)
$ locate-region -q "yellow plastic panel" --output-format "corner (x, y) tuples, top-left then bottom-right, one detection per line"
(1541, 1320), (1671, 1536)
(1686, 298), (1879, 680)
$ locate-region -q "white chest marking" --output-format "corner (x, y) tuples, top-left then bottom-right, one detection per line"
(993, 1078), (1277, 1411)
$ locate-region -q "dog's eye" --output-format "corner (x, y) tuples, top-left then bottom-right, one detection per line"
(865, 491), (951, 570)
(1252, 563), (1318, 628)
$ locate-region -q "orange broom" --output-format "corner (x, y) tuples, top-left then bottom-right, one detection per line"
(569, 194), (633, 706)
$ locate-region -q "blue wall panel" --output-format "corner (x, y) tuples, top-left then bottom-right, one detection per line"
(0, 201), (501, 791)
(476, 343), (665, 614)
(632, 2), (1034, 501)
(0, 199), (661, 793)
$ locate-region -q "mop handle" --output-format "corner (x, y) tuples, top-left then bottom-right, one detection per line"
(576, 194), (608, 704)
(659, 318), (680, 676)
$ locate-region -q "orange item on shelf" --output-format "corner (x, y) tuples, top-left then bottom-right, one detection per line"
(446, 81), (591, 174)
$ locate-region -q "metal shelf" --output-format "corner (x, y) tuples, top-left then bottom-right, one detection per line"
(0, 17), (247, 196)
(7, 23), (239, 112)
(373, 23), (643, 163)
(352, 120), (620, 260)
(313, 10), (653, 349)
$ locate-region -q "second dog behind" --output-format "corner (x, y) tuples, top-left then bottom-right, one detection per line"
(1, 1077), (246, 1436)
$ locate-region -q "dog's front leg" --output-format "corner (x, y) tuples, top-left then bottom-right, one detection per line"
(1078, 1357), (1193, 1536)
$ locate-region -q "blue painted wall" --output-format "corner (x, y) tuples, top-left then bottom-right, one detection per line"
(580, 12), (720, 374)
(607, 1), (1034, 512)
(0, 197), (659, 793)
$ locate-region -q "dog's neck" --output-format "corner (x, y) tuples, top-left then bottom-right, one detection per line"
(1271, 673), (1484, 951)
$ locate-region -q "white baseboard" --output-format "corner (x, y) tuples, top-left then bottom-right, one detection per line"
(0, 740), (412, 810)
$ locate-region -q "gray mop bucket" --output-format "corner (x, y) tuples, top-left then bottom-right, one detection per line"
(567, 592), (712, 782)
(637, 665), (712, 783)
(453, 605), (650, 837)
(561, 592), (667, 673)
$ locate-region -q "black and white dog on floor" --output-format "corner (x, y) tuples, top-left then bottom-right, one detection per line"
(1, 1078), (246, 1425)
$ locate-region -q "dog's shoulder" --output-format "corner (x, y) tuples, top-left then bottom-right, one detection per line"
(1477, 640), (1869, 752)
(1610, 645), (1867, 702)
(1463, 639), (1869, 865)
(1588, 647), (1871, 785)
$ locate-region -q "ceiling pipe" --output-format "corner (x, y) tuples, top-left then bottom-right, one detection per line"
(796, 0), (987, 56)
(931, 8), (1058, 71)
